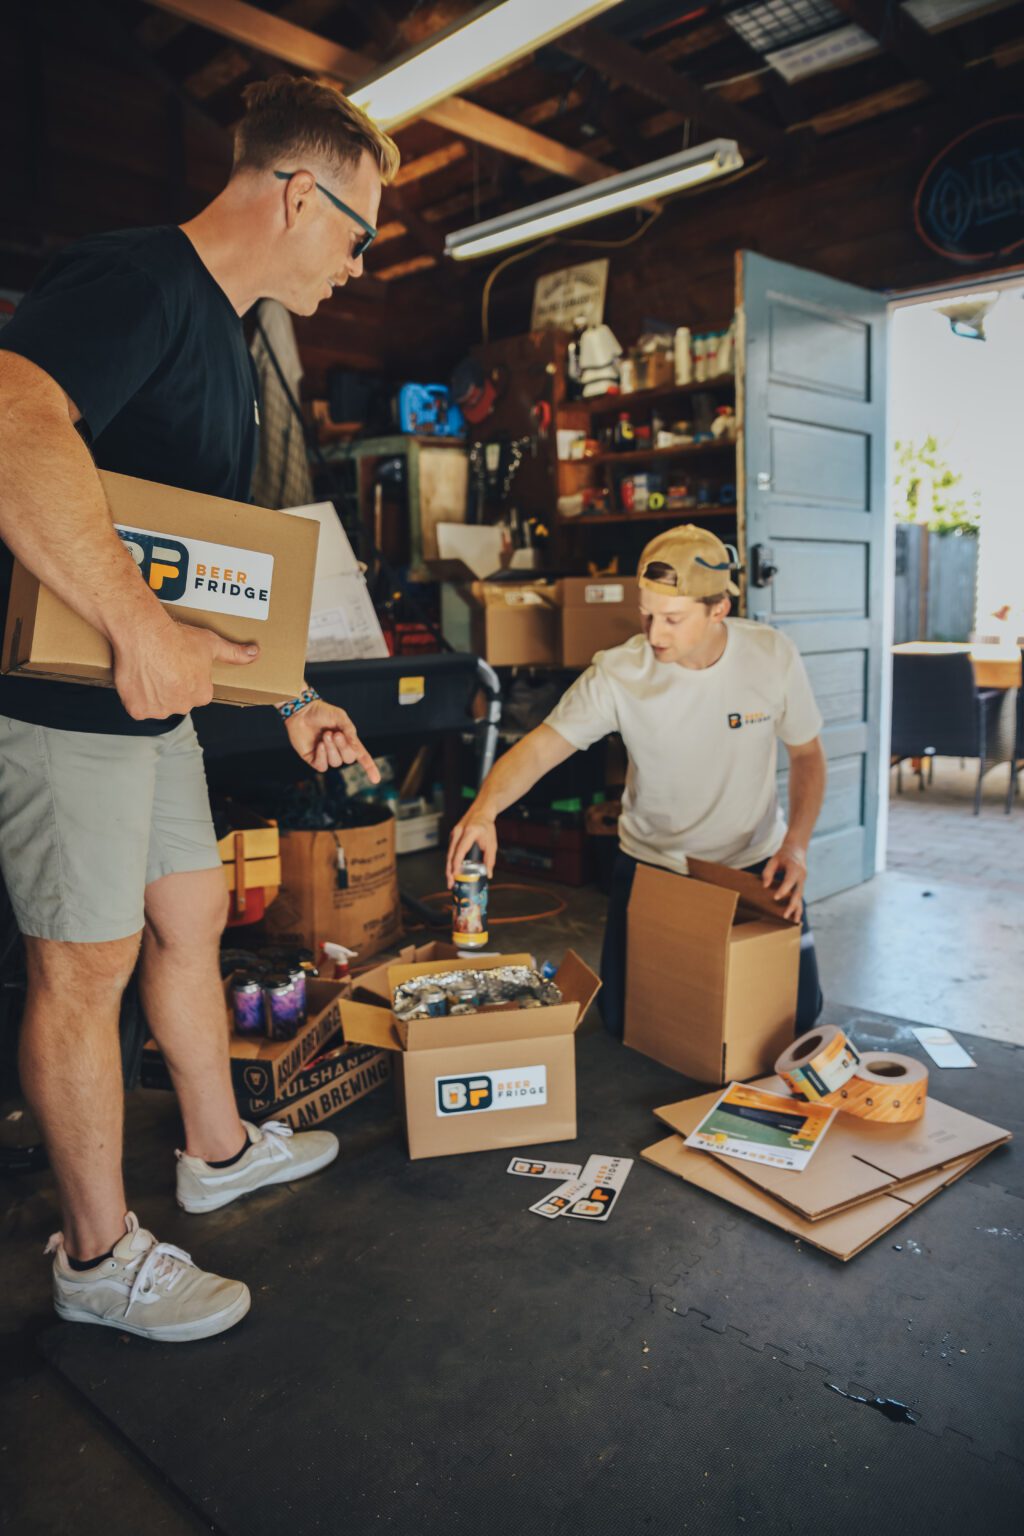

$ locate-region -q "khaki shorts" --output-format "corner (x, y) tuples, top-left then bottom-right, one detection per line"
(0, 714), (222, 943)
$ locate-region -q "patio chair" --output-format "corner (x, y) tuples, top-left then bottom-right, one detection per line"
(890, 650), (1016, 816)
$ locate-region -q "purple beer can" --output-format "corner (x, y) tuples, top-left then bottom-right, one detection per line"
(231, 975), (265, 1037)
(263, 972), (303, 1041)
(286, 966), (308, 1023)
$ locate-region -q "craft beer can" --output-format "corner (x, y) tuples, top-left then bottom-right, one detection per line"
(452, 858), (489, 949)
(231, 975), (265, 1037)
(262, 972), (303, 1041)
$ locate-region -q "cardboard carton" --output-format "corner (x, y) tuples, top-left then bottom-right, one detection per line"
(625, 859), (801, 1084)
(2, 471), (319, 706)
(641, 1134), (991, 1261)
(433, 563), (560, 666)
(262, 816), (401, 961)
(341, 950), (600, 1160)
(558, 577), (639, 668)
(141, 974), (353, 1104)
(652, 1074), (1011, 1221)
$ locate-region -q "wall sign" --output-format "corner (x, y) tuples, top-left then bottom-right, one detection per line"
(914, 115), (1024, 265)
(530, 259), (608, 332)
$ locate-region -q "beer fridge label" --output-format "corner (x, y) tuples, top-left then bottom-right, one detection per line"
(436, 1065), (547, 1117)
(507, 1158), (582, 1180)
(117, 525), (274, 621)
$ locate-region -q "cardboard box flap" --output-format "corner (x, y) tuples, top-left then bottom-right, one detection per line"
(476, 581), (558, 609)
(340, 999), (404, 1053)
(687, 858), (800, 926)
(554, 949), (602, 1021)
(403, 1001), (582, 1052)
(631, 863), (738, 941)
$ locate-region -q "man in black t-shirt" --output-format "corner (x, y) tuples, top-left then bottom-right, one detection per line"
(0, 78), (400, 1342)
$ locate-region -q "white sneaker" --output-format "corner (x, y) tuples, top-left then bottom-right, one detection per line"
(175, 1120), (339, 1214)
(48, 1213), (251, 1342)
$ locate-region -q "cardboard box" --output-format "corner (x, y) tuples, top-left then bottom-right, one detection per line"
(2, 471), (319, 706)
(558, 577), (639, 668)
(625, 859), (801, 1084)
(246, 1041), (391, 1127)
(262, 816), (401, 961)
(141, 975), (350, 1103)
(341, 950), (601, 1160)
(433, 562), (560, 666)
(652, 1074), (1012, 1221)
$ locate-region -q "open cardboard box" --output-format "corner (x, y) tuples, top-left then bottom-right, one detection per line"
(427, 557), (560, 666)
(2, 470), (318, 706)
(341, 949), (600, 1159)
(625, 858), (801, 1084)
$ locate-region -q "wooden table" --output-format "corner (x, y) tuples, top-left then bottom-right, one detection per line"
(892, 641), (1022, 691)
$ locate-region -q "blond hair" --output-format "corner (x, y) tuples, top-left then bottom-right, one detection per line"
(234, 75), (400, 185)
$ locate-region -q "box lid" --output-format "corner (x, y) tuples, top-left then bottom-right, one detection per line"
(687, 858), (800, 926)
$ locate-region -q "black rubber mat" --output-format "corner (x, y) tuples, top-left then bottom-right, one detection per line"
(41, 1011), (1022, 1534)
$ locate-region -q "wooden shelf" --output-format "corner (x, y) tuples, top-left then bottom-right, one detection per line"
(558, 505), (736, 527)
(580, 376), (735, 415)
(589, 440), (736, 466)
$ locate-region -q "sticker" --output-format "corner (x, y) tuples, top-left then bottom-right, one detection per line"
(530, 1154), (633, 1221)
(504, 590), (544, 606)
(507, 1157), (582, 1180)
(436, 1065), (547, 1117)
(398, 675), (425, 706)
(565, 1155), (633, 1222)
(117, 525), (273, 621)
(584, 583), (624, 604)
(530, 1176), (588, 1219)
(910, 1027), (976, 1069)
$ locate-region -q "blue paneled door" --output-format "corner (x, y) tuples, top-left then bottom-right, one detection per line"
(738, 251), (888, 901)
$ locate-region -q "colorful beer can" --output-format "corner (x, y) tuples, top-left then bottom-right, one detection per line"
(231, 975), (265, 1037)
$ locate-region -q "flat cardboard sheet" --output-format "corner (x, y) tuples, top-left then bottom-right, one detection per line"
(654, 1074), (1012, 1219)
(641, 1132), (991, 1260)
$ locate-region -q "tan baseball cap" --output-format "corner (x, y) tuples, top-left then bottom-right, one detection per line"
(638, 524), (740, 598)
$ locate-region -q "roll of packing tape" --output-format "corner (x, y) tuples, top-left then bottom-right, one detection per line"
(825, 1052), (929, 1123)
(775, 1025), (862, 1101)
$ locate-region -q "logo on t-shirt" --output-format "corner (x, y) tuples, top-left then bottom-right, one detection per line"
(728, 712), (742, 729)
(727, 710), (771, 730)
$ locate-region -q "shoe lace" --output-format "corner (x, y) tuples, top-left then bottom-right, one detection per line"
(125, 1239), (195, 1312)
(258, 1120), (295, 1163)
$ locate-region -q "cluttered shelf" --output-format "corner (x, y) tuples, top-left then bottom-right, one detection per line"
(587, 441), (736, 467)
(558, 505), (735, 527)
(580, 375), (735, 415)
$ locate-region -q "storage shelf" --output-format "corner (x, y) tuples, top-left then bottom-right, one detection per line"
(580, 376), (735, 415)
(558, 505), (735, 526)
(589, 440), (736, 466)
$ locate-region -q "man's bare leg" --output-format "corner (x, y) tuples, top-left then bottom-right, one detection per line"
(138, 868), (244, 1163)
(19, 934), (140, 1261)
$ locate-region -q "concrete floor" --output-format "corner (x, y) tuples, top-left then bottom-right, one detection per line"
(2, 757), (1021, 1532)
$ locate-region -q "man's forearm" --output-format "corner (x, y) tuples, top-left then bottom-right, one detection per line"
(784, 749), (827, 852)
(472, 725), (574, 820)
(0, 393), (171, 649)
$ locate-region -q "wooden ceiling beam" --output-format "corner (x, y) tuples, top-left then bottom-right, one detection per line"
(829, 0), (984, 101)
(142, 0), (620, 184)
(558, 23), (798, 166)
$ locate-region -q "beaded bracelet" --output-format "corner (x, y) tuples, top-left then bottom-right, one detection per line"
(277, 687), (321, 720)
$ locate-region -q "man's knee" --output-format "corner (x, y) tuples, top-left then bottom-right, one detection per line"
(24, 932), (142, 1002)
(143, 869), (228, 952)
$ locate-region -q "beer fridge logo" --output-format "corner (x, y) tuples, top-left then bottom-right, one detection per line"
(116, 524), (274, 621)
(728, 712), (742, 729)
(436, 1065), (547, 1117)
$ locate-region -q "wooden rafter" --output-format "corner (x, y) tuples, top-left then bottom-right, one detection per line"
(558, 22), (797, 165)
(142, 0), (620, 185)
(829, 0), (981, 98)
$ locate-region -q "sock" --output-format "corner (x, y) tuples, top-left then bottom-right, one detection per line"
(205, 1135), (250, 1169)
(67, 1247), (115, 1272)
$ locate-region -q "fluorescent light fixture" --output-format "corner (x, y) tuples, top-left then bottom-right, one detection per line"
(349, 0), (625, 131)
(445, 140), (743, 260)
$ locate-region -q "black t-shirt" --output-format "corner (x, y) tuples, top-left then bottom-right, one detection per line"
(0, 226), (259, 735)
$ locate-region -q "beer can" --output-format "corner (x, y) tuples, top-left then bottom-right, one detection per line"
(420, 986), (448, 1017)
(452, 859), (489, 949)
(263, 972), (303, 1041)
(231, 975), (265, 1037)
(286, 966), (308, 1022)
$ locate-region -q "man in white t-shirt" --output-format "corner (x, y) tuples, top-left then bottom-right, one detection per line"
(447, 524), (827, 1038)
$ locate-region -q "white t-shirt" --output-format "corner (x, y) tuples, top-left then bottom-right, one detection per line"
(544, 621), (823, 874)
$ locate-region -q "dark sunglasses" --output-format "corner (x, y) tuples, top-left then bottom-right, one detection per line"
(273, 169), (377, 259)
